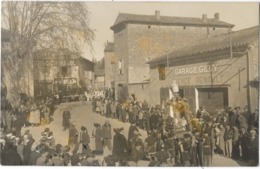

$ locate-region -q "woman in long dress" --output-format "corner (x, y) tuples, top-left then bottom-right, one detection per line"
(29, 105), (40, 126)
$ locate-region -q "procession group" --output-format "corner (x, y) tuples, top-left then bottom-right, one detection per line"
(0, 89), (259, 166)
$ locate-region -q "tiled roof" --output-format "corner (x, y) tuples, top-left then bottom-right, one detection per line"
(111, 13), (234, 30)
(104, 42), (114, 52)
(128, 66), (150, 84)
(148, 26), (258, 65)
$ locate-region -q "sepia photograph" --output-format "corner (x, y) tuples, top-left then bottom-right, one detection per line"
(0, 1), (259, 167)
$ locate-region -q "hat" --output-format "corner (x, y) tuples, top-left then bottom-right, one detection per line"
(81, 126), (86, 131)
(183, 133), (191, 139)
(167, 132), (175, 138)
(113, 127), (124, 133)
(94, 123), (100, 128)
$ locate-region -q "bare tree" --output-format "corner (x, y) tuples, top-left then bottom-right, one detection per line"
(1, 2), (95, 104)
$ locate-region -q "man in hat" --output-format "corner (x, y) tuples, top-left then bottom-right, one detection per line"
(112, 127), (128, 162)
(29, 144), (42, 165)
(1, 141), (22, 165)
(62, 110), (71, 131)
(129, 129), (144, 165)
(68, 122), (78, 151)
(128, 122), (139, 152)
(80, 126), (90, 154)
(239, 127), (249, 162)
(102, 120), (112, 151)
(92, 123), (103, 155)
(246, 128), (258, 166)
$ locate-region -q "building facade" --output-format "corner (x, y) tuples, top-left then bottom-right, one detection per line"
(104, 42), (115, 88)
(148, 26), (259, 113)
(33, 49), (94, 98)
(110, 11), (234, 103)
(94, 58), (105, 89)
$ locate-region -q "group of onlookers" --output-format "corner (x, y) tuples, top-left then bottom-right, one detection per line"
(1, 97), (55, 135)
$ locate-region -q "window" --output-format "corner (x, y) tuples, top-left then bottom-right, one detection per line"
(61, 66), (71, 77)
(118, 60), (123, 74)
(157, 64), (166, 80)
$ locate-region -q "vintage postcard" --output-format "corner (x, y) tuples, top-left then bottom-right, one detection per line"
(1, 1), (259, 167)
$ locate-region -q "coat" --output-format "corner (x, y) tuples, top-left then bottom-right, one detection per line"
(29, 150), (41, 165)
(1, 148), (22, 165)
(23, 139), (34, 165)
(112, 133), (128, 161)
(68, 126), (78, 146)
(128, 125), (139, 146)
(102, 124), (112, 139)
(16, 144), (24, 162)
(93, 128), (103, 151)
(246, 136), (259, 166)
(80, 131), (90, 145)
(62, 111), (71, 128)
(237, 114), (248, 129)
(130, 135), (144, 162)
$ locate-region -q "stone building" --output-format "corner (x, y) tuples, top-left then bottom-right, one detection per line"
(94, 58), (105, 89)
(110, 11), (234, 102)
(147, 26), (259, 113)
(104, 42), (115, 88)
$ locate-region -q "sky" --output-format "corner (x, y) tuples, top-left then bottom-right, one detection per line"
(84, 2), (259, 61)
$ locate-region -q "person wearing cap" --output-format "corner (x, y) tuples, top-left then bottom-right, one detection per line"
(80, 126), (90, 154)
(129, 129), (144, 166)
(92, 123), (103, 155)
(112, 127), (128, 162)
(246, 128), (258, 166)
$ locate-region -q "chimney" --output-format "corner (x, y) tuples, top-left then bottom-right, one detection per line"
(202, 14), (207, 22)
(214, 12), (220, 20)
(155, 10), (160, 20)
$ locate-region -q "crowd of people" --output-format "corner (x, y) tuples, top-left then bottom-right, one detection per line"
(0, 89), (259, 166)
(90, 93), (259, 166)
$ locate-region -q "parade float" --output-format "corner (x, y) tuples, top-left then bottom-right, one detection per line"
(165, 80), (202, 138)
